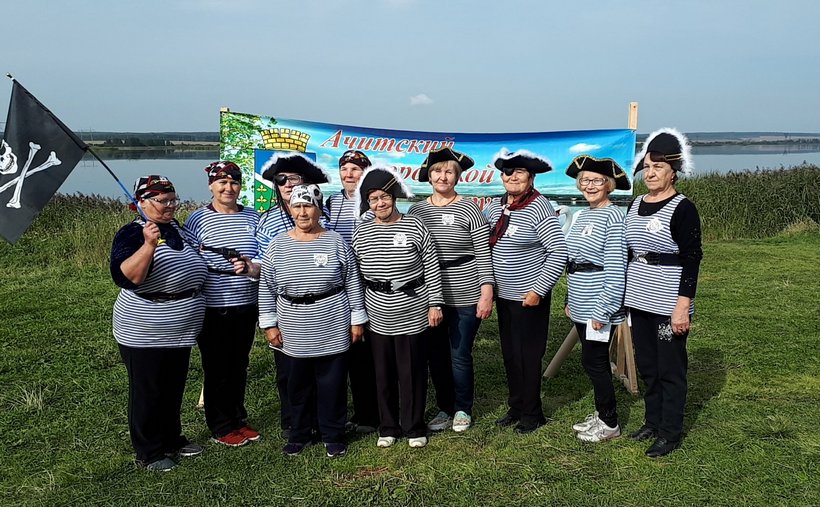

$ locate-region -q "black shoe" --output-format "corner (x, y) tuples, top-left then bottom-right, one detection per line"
(495, 414), (519, 428)
(629, 424), (657, 442)
(645, 437), (680, 458)
(514, 420), (545, 434)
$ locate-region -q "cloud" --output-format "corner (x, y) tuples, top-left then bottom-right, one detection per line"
(409, 93), (434, 106)
(569, 143), (601, 154)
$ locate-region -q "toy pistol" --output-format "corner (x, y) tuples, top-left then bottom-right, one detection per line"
(200, 245), (248, 274)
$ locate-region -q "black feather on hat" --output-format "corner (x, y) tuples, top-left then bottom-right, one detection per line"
(633, 128), (694, 175)
(260, 152), (330, 184)
(491, 148), (553, 174)
(354, 165), (413, 216)
(566, 155), (631, 191)
(418, 147), (474, 182)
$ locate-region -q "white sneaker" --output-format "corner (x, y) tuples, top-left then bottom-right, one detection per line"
(452, 411), (471, 432)
(572, 412), (599, 433)
(376, 436), (396, 448)
(426, 411), (453, 432)
(576, 419), (621, 442)
(408, 436), (428, 448)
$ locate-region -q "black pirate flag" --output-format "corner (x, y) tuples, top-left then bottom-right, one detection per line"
(1, 79), (88, 243)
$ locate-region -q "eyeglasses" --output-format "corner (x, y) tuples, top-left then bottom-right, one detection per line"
(367, 194), (394, 205)
(274, 174), (303, 186)
(579, 177), (607, 187)
(147, 197), (180, 207)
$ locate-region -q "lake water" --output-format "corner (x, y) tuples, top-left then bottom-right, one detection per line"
(59, 146), (820, 203)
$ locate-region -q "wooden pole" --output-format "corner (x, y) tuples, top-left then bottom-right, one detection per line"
(543, 327), (579, 378)
(628, 102), (639, 130)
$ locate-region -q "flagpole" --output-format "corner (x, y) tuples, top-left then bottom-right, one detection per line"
(86, 147), (149, 222)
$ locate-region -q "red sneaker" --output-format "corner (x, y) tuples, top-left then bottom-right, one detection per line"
(238, 425), (261, 442)
(211, 430), (248, 447)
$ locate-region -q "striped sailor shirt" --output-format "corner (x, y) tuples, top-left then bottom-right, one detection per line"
(565, 204), (627, 324)
(183, 205), (260, 308)
(325, 191), (360, 244)
(352, 214), (444, 336)
(485, 195), (567, 300)
(624, 193), (702, 316)
(407, 199), (494, 306)
(110, 220), (208, 348)
(258, 231), (367, 358)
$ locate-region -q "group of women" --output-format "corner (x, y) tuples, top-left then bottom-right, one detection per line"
(110, 127), (701, 471)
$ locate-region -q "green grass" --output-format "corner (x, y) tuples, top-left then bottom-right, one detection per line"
(1, 193), (819, 506)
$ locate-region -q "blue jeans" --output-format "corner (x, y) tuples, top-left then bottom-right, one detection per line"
(428, 304), (481, 415)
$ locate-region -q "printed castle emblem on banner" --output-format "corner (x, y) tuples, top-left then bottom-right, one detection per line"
(254, 128), (314, 212)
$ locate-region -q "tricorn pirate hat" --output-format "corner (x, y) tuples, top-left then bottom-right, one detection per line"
(633, 128), (694, 175)
(260, 152), (330, 184)
(418, 147), (474, 182)
(492, 148), (553, 174)
(566, 155), (631, 191)
(354, 165), (413, 216)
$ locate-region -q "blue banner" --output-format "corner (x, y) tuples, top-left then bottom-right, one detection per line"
(219, 111), (635, 211)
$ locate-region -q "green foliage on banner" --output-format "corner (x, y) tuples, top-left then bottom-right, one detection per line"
(219, 111), (277, 207)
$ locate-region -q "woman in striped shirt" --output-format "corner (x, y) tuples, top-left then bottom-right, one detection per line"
(256, 152), (330, 439)
(563, 155), (630, 443)
(485, 149), (568, 434)
(258, 184), (367, 458)
(110, 176), (208, 472)
(352, 166), (444, 449)
(326, 150), (380, 434)
(183, 161), (262, 448)
(408, 148), (494, 433)
(625, 129), (702, 458)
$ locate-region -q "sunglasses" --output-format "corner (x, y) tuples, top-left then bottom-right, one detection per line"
(274, 174), (303, 186)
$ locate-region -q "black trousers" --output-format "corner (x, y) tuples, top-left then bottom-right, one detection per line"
(574, 322), (618, 428)
(630, 308), (688, 442)
(496, 295), (551, 425)
(348, 333), (380, 428)
(197, 304), (257, 438)
(118, 344), (191, 465)
(426, 320), (455, 417)
(287, 352), (348, 445)
(370, 331), (428, 438)
(273, 348), (292, 429)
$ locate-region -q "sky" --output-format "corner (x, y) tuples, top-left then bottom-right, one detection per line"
(3, 0), (819, 134)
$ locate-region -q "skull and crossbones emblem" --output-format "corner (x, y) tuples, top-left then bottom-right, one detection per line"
(0, 140), (63, 208)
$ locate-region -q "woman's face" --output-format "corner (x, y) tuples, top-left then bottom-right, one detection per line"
(339, 162), (364, 194)
(578, 171), (610, 207)
(367, 190), (395, 221)
(642, 153), (675, 194)
(429, 165), (459, 195)
(141, 192), (178, 224)
(276, 172), (304, 202)
(209, 178), (240, 207)
(501, 168), (533, 196)
(289, 202), (321, 231)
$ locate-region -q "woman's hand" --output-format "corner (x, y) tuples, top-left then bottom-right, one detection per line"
(671, 298), (691, 335)
(564, 304), (571, 318)
(351, 324), (364, 344)
(522, 291), (541, 307)
(142, 221), (161, 246)
(265, 327), (283, 348)
(590, 319), (605, 331)
(476, 285), (494, 319)
(428, 307), (443, 327)
(231, 255), (259, 277)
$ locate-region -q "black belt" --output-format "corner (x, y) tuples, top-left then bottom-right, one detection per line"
(208, 266), (242, 276)
(134, 288), (200, 302)
(279, 286), (344, 305)
(567, 261), (604, 274)
(440, 254), (475, 269)
(364, 275), (424, 293)
(628, 251), (682, 266)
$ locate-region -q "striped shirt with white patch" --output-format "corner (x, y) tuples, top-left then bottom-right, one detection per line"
(258, 231), (367, 358)
(352, 214), (444, 336)
(484, 195), (568, 300)
(326, 191), (359, 244)
(111, 220), (208, 348)
(624, 194), (694, 316)
(407, 199), (494, 306)
(565, 204), (627, 324)
(183, 205), (260, 307)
